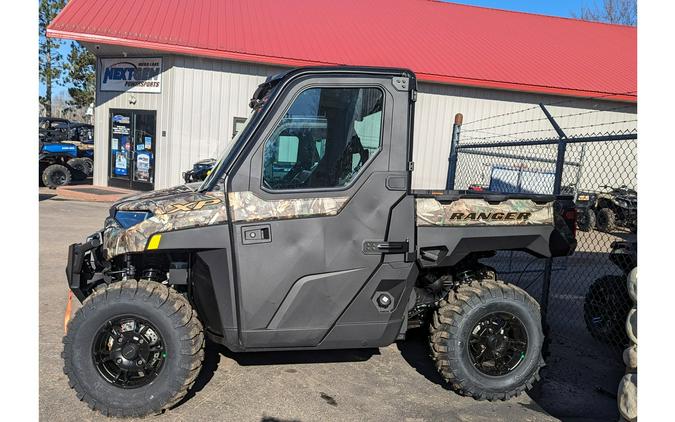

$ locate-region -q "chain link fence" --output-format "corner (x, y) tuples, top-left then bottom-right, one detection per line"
(446, 101), (637, 356)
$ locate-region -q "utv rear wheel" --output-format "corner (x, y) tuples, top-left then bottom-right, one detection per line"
(62, 280), (205, 417)
(596, 208), (616, 232)
(81, 157), (94, 176)
(576, 208), (596, 232)
(67, 158), (88, 181)
(429, 280), (544, 401)
(42, 164), (71, 188)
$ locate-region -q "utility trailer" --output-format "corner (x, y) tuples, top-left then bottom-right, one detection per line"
(63, 66), (577, 417)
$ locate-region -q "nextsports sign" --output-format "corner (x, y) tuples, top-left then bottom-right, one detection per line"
(100, 58), (162, 93)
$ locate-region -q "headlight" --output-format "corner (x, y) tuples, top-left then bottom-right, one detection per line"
(115, 211), (152, 229)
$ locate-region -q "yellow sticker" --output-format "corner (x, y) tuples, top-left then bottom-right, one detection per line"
(147, 234), (161, 250)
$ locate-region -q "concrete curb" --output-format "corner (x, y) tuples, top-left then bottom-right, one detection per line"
(40, 185), (138, 203)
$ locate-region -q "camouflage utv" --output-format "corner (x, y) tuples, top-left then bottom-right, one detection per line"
(63, 67), (577, 417)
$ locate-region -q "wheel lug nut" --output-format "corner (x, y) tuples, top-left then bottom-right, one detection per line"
(137, 360), (143, 365)
(118, 337), (124, 343)
(116, 358), (122, 364)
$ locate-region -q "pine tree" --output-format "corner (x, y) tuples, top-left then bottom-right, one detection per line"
(64, 41), (96, 110)
(39, 0), (66, 117)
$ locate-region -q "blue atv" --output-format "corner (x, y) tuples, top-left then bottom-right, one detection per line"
(39, 118), (95, 188)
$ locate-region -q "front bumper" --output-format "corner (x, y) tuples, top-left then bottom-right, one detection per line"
(65, 232), (104, 302)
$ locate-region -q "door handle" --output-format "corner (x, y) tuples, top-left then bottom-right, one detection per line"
(241, 224), (272, 245)
(363, 241), (409, 255)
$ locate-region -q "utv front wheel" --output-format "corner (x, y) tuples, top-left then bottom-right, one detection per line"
(62, 280), (205, 417)
(42, 164), (72, 188)
(429, 280), (544, 401)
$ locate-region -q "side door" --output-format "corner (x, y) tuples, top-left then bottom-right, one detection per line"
(228, 74), (417, 349)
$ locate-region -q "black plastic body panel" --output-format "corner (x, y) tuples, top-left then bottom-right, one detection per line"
(416, 225), (555, 267)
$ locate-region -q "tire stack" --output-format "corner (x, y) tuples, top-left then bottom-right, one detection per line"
(618, 267), (637, 422)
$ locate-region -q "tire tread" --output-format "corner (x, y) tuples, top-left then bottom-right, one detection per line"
(62, 279), (205, 418)
(428, 279), (544, 401)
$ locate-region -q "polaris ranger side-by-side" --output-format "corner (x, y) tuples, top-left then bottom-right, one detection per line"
(64, 67), (577, 417)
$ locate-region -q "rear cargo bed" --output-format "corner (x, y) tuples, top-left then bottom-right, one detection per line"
(412, 190), (575, 267)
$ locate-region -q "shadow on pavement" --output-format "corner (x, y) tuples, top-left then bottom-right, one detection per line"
(527, 337), (623, 422)
(219, 343), (379, 366)
(398, 327), (622, 422)
(396, 327), (451, 391)
(39, 193), (57, 201)
(173, 340), (379, 410)
(172, 341), (222, 408)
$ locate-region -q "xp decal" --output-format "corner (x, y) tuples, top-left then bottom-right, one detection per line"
(166, 198), (223, 214)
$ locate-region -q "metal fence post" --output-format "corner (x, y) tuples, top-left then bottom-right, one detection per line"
(445, 113), (463, 190)
(538, 103), (568, 325)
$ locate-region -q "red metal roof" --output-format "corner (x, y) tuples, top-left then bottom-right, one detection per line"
(47, 0), (637, 101)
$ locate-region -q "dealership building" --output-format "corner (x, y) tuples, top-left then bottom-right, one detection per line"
(48, 0), (636, 191)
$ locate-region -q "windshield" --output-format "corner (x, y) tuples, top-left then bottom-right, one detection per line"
(198, 113), (254, 191)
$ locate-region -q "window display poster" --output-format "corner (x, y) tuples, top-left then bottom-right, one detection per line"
(113, 135), (129, 176)
(144, 136), (152, 150)
(135, 152), (151, 182)
(112, 124), (130, 135)
(115, 152), (128, 176)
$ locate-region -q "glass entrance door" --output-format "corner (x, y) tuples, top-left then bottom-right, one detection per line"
(109, 110), (156, 191)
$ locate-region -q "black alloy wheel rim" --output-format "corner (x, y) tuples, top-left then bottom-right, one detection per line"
(92, 316), (166, 388)
(50, 171), (66, 185)
(467, 312), (528, 376)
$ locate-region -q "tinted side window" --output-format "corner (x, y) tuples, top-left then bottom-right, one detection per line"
(262, 87), (383, 190)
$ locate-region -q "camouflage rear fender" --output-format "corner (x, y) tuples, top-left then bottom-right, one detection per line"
(416, 197), (553, 227)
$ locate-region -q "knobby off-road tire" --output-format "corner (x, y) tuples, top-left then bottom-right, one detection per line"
(596, 208), (617, 232)
(67, 158), (88, 181)
(429, 280), (544, 401)
(81, 157), (94, 176)
(62, 280), (205, 417)
(576, 208), (596, 232)
(583, 275), (631, 346)
(42, 164), (71, 188)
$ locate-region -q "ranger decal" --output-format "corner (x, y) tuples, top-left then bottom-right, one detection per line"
(416, 198), (552, 227)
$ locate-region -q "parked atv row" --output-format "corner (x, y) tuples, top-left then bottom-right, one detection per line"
(39, 117), (95, 188)
(575, 185), (637, 233)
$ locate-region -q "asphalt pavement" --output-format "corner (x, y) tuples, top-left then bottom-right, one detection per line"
(39, 195), (560, 422)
